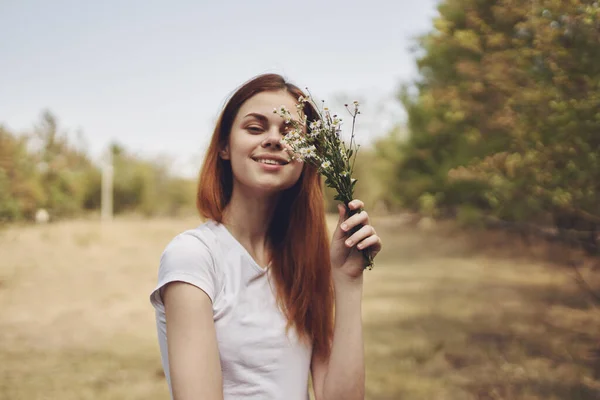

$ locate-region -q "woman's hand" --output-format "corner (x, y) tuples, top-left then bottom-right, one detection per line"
(330, 199), (382, 281)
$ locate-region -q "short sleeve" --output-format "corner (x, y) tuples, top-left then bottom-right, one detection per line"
(149, 231), (220, 311)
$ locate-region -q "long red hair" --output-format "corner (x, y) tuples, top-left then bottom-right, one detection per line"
(196, 73), (334, 360)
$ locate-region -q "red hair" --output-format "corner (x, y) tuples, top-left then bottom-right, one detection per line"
(196, 73), (334, 359)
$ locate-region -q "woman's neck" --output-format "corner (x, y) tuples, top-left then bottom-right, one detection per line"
(222, 186), (280, 268)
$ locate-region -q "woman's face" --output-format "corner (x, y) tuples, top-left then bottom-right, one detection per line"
(222, 90), (305, 195)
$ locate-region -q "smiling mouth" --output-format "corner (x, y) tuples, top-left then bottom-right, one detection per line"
(252, 157), (289, 166)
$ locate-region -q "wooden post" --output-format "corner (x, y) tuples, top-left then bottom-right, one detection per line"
(101, 149), (113, 221)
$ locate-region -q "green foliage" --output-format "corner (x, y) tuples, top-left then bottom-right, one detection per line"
(0, 112), (197, 223)
(0, 126), (45, 222)
(322, 128), (408, 214)
(111, 147), (196, 217)
(456, 204), (485, 228)
(418, 193), (439, 218)
(0, 169), (22, 221)
(370, 126), (407, 211)
(396, 0), (600, 251)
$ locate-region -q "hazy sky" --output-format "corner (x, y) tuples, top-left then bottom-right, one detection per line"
(1, 0), (439, 176)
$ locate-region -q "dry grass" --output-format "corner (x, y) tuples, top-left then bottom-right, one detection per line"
(1, 215), (599, 399)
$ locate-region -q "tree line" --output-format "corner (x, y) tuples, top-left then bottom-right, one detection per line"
(0, 111), (195, 223)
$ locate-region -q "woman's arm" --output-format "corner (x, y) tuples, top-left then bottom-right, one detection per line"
(163, 281), (223, 400)
(312, 200), (382, 400)
(311, 274), (365, 400)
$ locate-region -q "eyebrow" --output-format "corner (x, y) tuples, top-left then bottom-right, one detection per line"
(243, 113), (269, 123)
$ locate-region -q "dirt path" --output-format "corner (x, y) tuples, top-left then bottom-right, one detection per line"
(1, 216), (599, 399)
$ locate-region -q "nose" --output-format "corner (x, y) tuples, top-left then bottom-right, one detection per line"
(261, 126), (284, 150)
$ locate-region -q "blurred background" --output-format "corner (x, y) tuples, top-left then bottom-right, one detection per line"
(1, 0), (599, 399)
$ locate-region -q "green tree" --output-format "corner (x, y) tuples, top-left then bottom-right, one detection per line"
(0, 126), (45, 222)
(110, 142), (196, 217)
(399, 0), (600, 251)
(33, 111), (99, 219)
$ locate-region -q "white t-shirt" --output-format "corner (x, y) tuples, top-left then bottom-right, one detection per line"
(149, 220), (312, 400)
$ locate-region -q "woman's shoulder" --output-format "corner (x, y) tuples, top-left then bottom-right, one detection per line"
(151, 220), (224, 309)
(164, 220), (220, 251)
(159, 220), (224, 267)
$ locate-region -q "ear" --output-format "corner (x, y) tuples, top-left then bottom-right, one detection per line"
(219, 146), (230, 160)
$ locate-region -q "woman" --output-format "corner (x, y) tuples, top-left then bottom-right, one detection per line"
(150, 73), (382, 400)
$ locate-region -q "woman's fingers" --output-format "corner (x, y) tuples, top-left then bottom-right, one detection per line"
(344, 224), (376, 248)
(340, 210), (369, 232)
(357, 235), (382, 255)
(338, 199), (382, 257)
(347, 199), (364, 211)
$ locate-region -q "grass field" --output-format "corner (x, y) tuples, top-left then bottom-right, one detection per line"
(1, 215), (599, 399)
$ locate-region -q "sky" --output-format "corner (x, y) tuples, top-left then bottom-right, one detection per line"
(0, 0), (439, 177)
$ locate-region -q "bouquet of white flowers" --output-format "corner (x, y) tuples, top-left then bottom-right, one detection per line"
(274, 93), (374, 270)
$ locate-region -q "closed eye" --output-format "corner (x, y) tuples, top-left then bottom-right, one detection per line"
(247, 126), (264, 133)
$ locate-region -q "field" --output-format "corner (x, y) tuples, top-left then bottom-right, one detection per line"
(1, 215), (599, 399)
